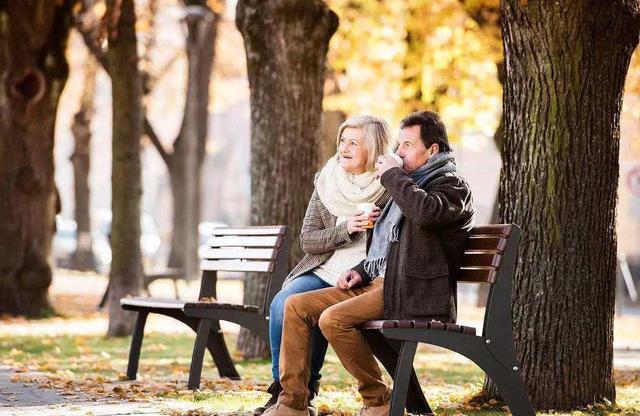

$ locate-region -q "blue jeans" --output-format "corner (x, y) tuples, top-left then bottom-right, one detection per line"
(269, 272), (331, 382)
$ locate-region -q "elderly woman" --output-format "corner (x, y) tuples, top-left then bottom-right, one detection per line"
(255, 115), (392, 415)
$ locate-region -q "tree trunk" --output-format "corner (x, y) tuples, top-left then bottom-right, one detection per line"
(496, 1), (639, 410)
(106, 0), (144, 336)
(165, 2), (219, 279)
(0, 2), (72, 316)
(318, 110), (346, 170)
(235, 0), (338, 358)
(70, 58), (98, 271)
(477, 60), (504, 308)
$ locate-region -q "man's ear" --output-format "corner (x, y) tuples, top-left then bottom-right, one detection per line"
(431, 143), (440, 155)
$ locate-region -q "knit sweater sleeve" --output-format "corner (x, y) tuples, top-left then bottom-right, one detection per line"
(299, 188), (354, 255)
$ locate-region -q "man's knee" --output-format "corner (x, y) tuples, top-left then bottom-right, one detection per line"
(318, 307), (344, 340)
(283, 292), (310, 319)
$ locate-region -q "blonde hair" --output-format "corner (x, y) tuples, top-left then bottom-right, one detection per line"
(335, 115), (390, 172)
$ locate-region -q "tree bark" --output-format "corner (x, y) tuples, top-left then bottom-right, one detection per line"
(318, 110), (346, 170)
(106, 0), (144, 336)
(70, 58), (98, 271)
(166, 2), (219, 279)
(497, 0), (640, 410)
(477, 60), (504, 308)
(0, 1), (72, 316)
(235, 0), (338, 358)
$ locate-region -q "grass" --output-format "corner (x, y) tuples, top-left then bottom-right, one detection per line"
(2, 272), (639, 415)
(2, 331), (639, 415)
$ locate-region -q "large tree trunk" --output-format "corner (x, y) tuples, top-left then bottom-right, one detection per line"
(0, 2), (72, 316)
(318, 110), (346, 170)
(477, 60), (504, 308)
(166, 2), (219, 279)
(106, 0), (144, 336)
(70, 58), (98, 271)
(235, 0), (338, 358)
(496, 1), (640, 410)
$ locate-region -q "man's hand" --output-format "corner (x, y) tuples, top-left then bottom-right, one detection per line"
(375, 154), (402, 178)
(336, 269), (363, 290)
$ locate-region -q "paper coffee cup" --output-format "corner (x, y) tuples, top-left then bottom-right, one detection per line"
(389, 153), (403, 166)
(357, 202), (376, 229)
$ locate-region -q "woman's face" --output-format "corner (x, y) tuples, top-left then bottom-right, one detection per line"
(338, 127), (369, 174)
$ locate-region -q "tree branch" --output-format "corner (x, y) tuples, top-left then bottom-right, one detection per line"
(144, 117), (172, 166)
(73, 18), (109, 70)
(74, 6), (172, 168)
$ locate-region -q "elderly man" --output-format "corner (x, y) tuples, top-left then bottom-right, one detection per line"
(265, 111), (475, 416)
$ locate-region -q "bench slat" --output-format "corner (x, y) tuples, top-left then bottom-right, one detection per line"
(361, 319), (476, 335)
(211, 226), (286, 236)
(458, 266), (498, 283)
(200, 259), (274, 272)
(470, 224), (513, 236)
(201, 248), (277, 260)
(121, 297), (186, 310)
(207, 235), (282, 248)
(183, 302), (260, 313)
(466, 236), (507, 252)
(462, 252), (503, 268)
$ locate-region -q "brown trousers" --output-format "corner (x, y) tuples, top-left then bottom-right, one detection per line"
(279, 278), (391, 410)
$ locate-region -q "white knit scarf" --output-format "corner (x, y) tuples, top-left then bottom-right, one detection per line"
(315, 155), (385, 217)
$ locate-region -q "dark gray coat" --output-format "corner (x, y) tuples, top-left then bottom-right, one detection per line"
(352, 167), (475, 322)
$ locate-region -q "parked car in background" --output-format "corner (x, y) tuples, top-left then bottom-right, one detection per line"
(52, 209), (162, 273)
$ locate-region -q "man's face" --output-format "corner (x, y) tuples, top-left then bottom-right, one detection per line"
(395, 125), (437, 173)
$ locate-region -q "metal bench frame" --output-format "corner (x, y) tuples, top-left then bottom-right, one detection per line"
(121, 225), (291, 389)
(363, 224), (535, 416)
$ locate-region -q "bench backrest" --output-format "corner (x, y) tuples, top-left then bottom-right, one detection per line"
(199, 226), (291, 315)
(459, 224), (521, 344)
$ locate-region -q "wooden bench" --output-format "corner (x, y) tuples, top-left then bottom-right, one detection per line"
(363, 224), (535, 416)
(121, 225), (290, 388)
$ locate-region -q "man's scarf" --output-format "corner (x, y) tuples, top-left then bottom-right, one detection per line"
(364, 151), (457, 279)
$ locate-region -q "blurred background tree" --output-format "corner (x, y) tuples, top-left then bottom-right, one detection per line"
(104, 0), (145, 336)
(0, 1), (73, 317)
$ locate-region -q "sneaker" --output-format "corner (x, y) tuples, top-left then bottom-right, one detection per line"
(254, 381), (283, 415)
(355, 400), (391, 416)
(262, 403), (311, 416)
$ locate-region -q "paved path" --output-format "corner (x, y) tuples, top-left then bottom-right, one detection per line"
(0, 367), (172, 416)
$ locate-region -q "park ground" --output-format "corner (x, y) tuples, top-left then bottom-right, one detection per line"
(0, 271), (639, 416)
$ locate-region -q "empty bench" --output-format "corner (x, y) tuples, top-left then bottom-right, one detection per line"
(363, 224), (535, 416)
(121, 225), (290, 388)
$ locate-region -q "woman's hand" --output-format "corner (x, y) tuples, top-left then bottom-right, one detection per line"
(347, 211), (370, 234)
(368, 206), (381, 226)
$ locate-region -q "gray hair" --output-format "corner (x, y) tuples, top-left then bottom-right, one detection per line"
(335, 115), (391, 171)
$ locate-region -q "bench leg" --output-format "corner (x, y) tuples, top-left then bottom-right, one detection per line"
(188, 318), (213, 390)
(206, 320), (241, 380)
(126, 311), (148, 380)
(365, 331), (432, 414)
(390, 341), (419, 416)
(482, 366), (535, 416)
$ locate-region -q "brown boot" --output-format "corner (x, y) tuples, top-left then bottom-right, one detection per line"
(262, 403), (310, 416)
(254, 381), (283, 415)
(355, 399), (391, 416)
